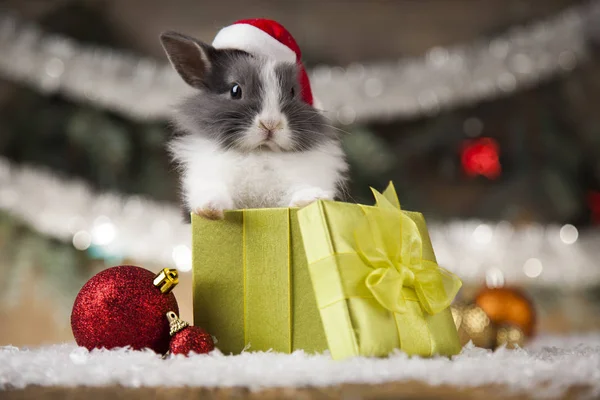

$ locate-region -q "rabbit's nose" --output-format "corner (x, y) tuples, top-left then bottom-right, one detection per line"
(259, 119), (283, 133)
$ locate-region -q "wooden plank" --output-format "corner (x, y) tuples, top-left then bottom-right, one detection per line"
(2, 382), (591, 400)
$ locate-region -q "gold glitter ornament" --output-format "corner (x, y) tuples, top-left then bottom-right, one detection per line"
(450, 303), (465, 330)
(451, 285), (536, 350)
(496, 324), (526, 349)
(455, 303), (496, 349)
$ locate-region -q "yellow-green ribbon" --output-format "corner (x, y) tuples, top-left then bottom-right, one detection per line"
(356, 183), (462, 315)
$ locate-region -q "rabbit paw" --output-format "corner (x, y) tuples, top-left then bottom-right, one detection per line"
(190, 192), (234, 220)
(193, 205), (226, 220)
(289, 187), (333, 208)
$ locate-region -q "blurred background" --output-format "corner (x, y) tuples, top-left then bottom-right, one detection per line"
(1, 0), (600, 347)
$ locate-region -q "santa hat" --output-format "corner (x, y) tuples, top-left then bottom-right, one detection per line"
(212, 19), (315, 107)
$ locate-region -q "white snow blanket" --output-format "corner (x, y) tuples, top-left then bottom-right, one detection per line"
(1, 334), (599, 398)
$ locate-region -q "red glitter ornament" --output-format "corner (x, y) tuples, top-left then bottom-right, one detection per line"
(167, 311), (215, 356)
(71, 265), (179, 354)
(460, 137), (501, 179)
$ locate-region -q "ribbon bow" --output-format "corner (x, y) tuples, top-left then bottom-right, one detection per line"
(354, 183), (461, 315)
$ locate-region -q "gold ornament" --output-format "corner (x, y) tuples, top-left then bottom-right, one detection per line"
(496, 325), (526, 349)
(153, 268), (179, 294)
(452, 303), (496, 349)
(452, 286), (536, 350)
(450, 303), (464, 330)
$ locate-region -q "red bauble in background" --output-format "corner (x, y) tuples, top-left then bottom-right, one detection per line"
(460, 137), (501, 179)
(71, 265), (179, 354)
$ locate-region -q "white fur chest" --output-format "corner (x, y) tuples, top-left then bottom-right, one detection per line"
(227, 152), (289, 208)
(171, 136), (347, 211)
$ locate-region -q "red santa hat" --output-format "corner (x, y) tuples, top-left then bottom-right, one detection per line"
(212, 19), (315, 107)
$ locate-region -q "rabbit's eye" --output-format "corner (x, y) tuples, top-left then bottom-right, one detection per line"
(230, 84), (242, 99)
(290, 87), (295, 97)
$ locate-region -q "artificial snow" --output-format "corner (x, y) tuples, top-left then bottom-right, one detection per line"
(1, 334), (600, 397)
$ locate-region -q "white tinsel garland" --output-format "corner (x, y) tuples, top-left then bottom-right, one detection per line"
(0, 1), (599, 123)
(1, 157), (599, 288)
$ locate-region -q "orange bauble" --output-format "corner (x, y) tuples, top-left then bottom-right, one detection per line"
(475, 287), (536, 337)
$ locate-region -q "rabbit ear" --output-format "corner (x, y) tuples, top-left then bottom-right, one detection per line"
(160, 31), (213, 88)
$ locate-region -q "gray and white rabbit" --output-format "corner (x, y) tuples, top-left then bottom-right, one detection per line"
(160, 30), (348, 220)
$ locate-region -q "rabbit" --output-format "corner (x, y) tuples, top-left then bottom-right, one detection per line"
(160, 31), (348, 220)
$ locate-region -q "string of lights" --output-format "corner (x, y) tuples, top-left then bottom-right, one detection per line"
(1, 157), (599, 287)
(0, 1), (599, 123)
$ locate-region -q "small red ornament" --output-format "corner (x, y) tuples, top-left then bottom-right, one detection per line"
(587, 191), (600, 224)
(460, 137), (501, 179)
(167, 311), (215, 356)
(71, 266), (179, 354)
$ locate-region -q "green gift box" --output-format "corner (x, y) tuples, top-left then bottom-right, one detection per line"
(192, 208), (328, 354)
(192, 183), (462, 359)
(296, 184), (462, 359)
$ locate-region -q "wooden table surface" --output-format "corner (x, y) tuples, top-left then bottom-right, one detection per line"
(2, 382), (590, 400)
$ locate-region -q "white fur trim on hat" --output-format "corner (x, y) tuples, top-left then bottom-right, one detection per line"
(312, 96), (324, 112)
(212, 23), (297, 63)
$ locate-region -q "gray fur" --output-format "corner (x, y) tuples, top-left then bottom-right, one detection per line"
(160, 31), (338, 152)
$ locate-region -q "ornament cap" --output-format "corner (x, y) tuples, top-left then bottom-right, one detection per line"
(166, 311), (189, 336)
(153, 268), (179, 294)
